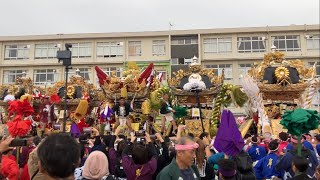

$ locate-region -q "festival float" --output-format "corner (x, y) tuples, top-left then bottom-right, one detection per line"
(0, 71), (106, 138)
(240, 48), (320, 139)
(0, 76), (46, 137)
(149, 59), (248, 137)
(44, 72), (104, 136)
(95, 62), (155, 133)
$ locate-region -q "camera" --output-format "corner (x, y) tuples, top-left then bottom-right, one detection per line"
(83, 127), (92, 134)
(0, 136), (27, 147)
(136, 137), (146, 142)
(57, 44), (72, 66)
(135, 130), (145, 137)
(10, 139), (27, 147)
(135, 130), (146, 143)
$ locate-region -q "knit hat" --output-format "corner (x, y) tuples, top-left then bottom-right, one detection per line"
(82, 151), (109, 179)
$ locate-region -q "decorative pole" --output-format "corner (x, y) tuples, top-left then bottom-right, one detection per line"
(194, 89), (204, 133)
(57, 43), (73, 133)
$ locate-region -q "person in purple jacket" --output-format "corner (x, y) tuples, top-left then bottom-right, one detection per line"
(122, 132), (158, 180)
(108, 127), (127, 178)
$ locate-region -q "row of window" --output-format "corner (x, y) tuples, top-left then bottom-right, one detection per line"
(2, 67), (168, 85)
(4, 34), (319, 60)
(4, 61), (318, 85)
(205, 61), (320, 80)
(4, 40), (166, 60)
(203, 35), (320, 54)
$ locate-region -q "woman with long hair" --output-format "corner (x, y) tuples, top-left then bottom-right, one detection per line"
(195, 138), (215, 180)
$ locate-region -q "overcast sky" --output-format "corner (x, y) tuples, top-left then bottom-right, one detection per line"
(0, 0), (319, 36)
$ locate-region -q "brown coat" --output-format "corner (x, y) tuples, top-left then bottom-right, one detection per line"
(27, 148), (46, 180)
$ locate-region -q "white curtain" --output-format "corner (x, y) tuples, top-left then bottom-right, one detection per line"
(97, 47), (104, 56)
(296, 36), (300, 49)
(237, 38), (243, 49)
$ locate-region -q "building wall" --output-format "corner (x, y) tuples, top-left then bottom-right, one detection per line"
(0, 25), (319, 89)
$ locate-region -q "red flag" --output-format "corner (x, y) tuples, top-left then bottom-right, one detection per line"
(95, 66), (109, 86)
(138, 63), (154, 84)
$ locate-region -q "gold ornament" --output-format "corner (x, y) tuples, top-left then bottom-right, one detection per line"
(20, 94), (33, 102)
(67, 86), (75, 98)
(275, 67), (289, 81)
(74, 100), (88, 120)
(141, 99), (151, 115)
(120, 86), (128, 99)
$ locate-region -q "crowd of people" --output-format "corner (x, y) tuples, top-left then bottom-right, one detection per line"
(1, 124), (320, 180)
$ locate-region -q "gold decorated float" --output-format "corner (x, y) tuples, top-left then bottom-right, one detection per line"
(96, 62), (155, 131)
(150, 58), (248, 137)
(0, 76), (46, 123)
(242, 49), (319, 138)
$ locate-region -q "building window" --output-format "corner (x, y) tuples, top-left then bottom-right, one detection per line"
(205, 64), (233, 80)
(68, 68), (91, 80)
(128, 41), (142, 56)
(204, 38), (232, 53)
(171, 58), (178, 65)
(103, 67), (121, 77)
(97, 42), (123, 58)
(35, 43), (59, 59)
(307, 35), (320, 50)
(4, 45), (30, 60)
(152, 40), (166, 56)
(237, 37), (266, 53)
(70, 43), (92, 58)
(34, 69), (58, 85)
(272, 35), (300, 51)
(3, 70), (26, 84)
(238, 64), (252, 77)
(171, 38), (198, 45)
(78, 68), (90, 80)
(171, 58), (192, 65)
(308, 61), (320, 77)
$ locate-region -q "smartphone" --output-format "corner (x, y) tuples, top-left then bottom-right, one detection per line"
(9, 139), (27, 147)
(137, 137), (146, 142)
(53, 124), (61, 130)
(83, 127), (92, 134)
(149, 135), (155, 138)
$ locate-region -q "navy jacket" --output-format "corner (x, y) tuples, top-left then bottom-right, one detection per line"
(275, 148), (318, 179)
(113, 103), (132, 117)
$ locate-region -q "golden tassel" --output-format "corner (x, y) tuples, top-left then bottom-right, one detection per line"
(121, 86), (128, 99)
(141, 99), (151, 115)
(20, 94), (33, 102)
(74, 100), (88, 120)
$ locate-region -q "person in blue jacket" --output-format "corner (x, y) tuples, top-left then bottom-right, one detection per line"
(287, 134), (314, 152)
(275, 136), (318, 179)
(315, 134), (320, 157)
(247, 136), (267, 163)
(254, 140), (282, 180)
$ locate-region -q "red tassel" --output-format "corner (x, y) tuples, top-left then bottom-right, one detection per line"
(7, 99), (34, 137)
(7, 121), (30, 137)
(50, 94), (61, 103)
